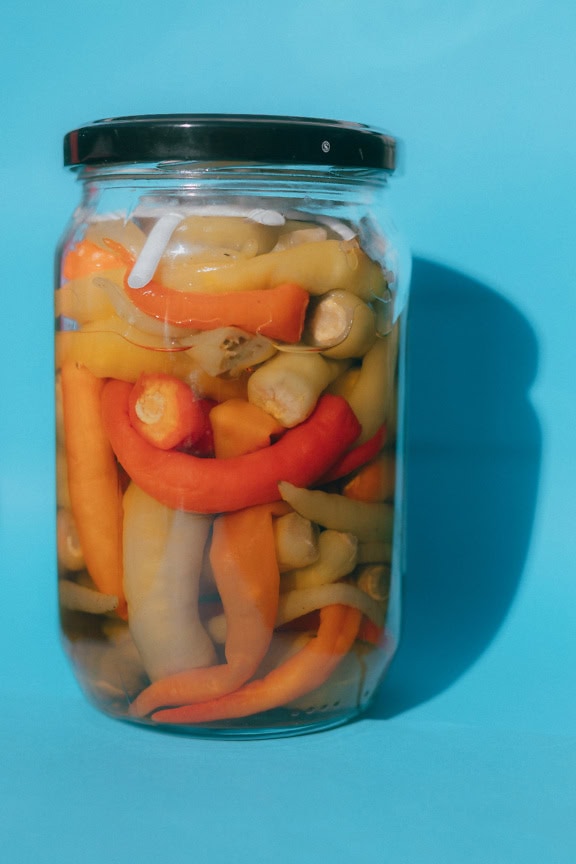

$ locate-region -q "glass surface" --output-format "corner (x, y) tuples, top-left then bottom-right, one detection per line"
(55, 165), (409, 736)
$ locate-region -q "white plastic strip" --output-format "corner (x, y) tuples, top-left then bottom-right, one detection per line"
(127, 212), (184, 289)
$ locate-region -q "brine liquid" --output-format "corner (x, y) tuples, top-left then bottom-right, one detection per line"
(56, 199), (404, 735)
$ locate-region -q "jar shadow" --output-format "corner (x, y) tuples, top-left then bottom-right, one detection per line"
(367, 258), (542, 719)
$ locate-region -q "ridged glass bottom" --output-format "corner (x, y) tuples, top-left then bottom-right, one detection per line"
(123, 704), (369, 740)
(68, 634), (394, 739)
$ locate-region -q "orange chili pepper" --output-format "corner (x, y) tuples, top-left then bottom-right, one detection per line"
(149, 604), (362, 724)
(105, 239), (309, 343)
(62, 239), (125, 281)
(128, 372), (207, 450)
(101, 380), (361, 513)
(60, 363), (125, 614)
(129, 501), (289, 718)
(342, 451), (396, 502)
(209, 398), (285, 458)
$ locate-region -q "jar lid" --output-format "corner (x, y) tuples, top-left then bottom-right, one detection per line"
(63, 114), (396, 171)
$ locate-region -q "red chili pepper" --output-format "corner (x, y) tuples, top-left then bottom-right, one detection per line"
(148, 604), (362, 724)
(178, 398), (216, 457)
(357, 616), (385, 646)
(318, 424), (386, 484)
(101, 380), (361, 513)
(277, 610), (321, 632)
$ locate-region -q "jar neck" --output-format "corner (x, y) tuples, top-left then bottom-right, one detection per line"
(66, 160), (407, 328)
(73, 162), (390, 206)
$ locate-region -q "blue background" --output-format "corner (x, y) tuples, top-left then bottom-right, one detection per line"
(1, 1), (575, 861)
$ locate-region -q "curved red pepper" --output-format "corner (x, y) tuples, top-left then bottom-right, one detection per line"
(318, 424), (386, 484)
(101, 380), (361, 513)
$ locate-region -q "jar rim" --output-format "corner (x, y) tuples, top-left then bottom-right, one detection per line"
(63, 114), (396, 172)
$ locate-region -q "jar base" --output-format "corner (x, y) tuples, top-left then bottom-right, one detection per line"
(123, 705), (368, 740)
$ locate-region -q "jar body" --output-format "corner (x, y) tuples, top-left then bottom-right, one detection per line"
(55, 162), (410, 737)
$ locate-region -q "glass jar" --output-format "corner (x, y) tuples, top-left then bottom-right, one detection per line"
(55, 115), (410, 738)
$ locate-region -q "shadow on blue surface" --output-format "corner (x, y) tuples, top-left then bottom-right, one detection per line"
(368, 258), (541, 719)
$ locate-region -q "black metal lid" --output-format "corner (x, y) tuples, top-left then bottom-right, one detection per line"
(63, 114), (396, 171)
